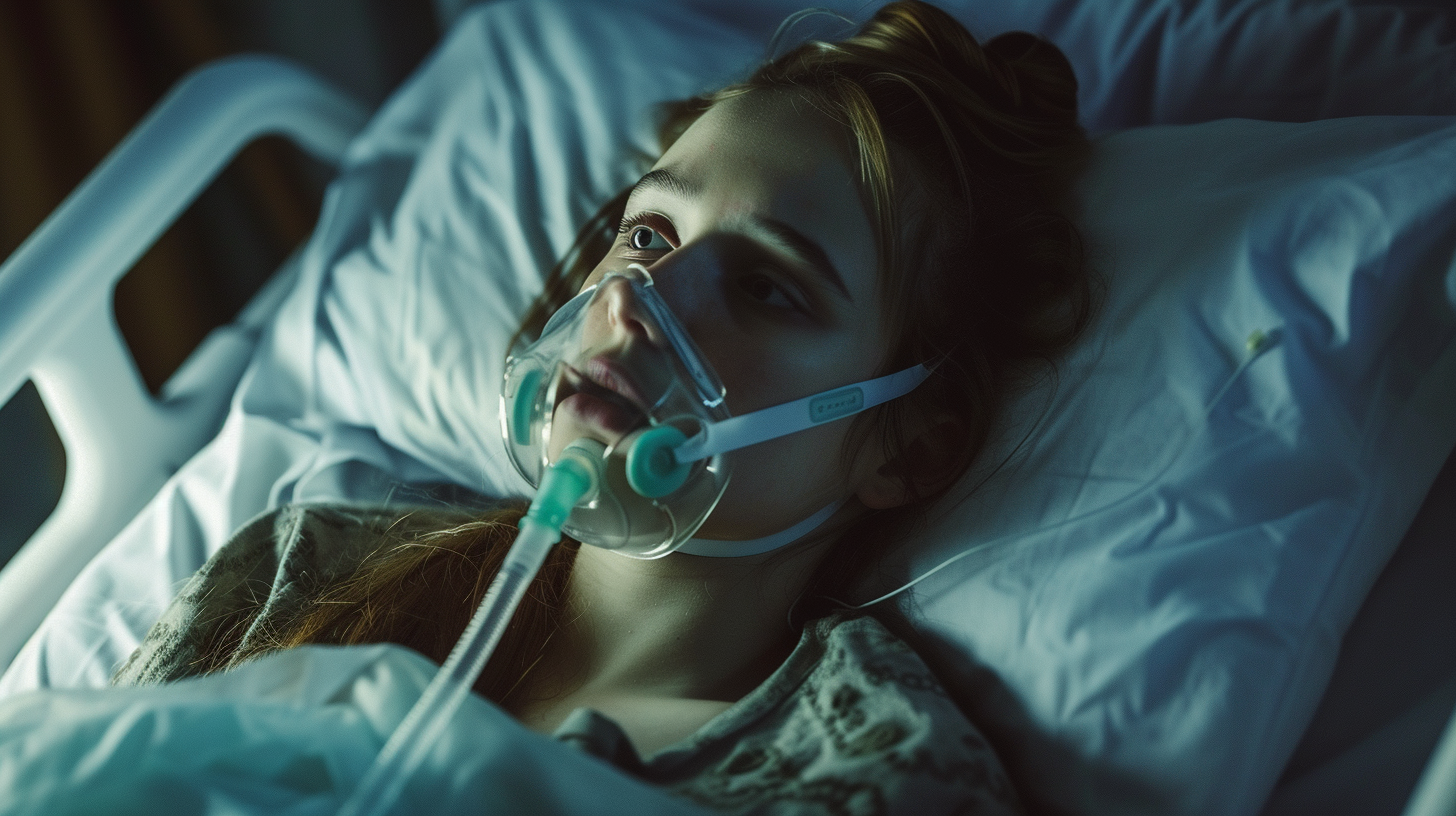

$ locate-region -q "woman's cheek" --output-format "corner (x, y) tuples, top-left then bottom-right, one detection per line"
(708, 336), (849, 414)
(699, 424), (850, 539)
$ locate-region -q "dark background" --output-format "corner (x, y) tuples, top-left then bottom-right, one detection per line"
(0, 1), (444, 567)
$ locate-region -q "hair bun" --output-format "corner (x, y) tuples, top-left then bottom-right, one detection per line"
(983, 31), (1081, 130)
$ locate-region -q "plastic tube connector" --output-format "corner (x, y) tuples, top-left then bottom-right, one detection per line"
(625, 425), (689, 498)
(524, 438), (604, 531)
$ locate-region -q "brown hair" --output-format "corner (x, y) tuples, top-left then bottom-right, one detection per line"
(224, 503), (577, 705)
(209, 1), (1093, 706)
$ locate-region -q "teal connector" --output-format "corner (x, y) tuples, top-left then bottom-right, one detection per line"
(523, 438), (605, 531)
(625, 424), (690, 498)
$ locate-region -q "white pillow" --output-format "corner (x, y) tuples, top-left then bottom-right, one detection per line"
(300, 1), (764, 499)
(677, 0), (1456, 130)
(883, 116), (1456, 816)
(271, 2), (1456, 815)
(947, 0), (1456, 129)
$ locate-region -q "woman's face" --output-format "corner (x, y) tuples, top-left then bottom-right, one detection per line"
(572, 91), (894, 542)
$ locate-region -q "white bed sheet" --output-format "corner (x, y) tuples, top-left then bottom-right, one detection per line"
(1261, 447), (1456, 816)
(0, 643), (712, 816)
(3, 2), (1456, 816)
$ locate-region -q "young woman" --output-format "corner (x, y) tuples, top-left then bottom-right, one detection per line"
(116, 2), (1093, 812)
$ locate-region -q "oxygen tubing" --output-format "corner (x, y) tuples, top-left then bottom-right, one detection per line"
(336, 440), (605, 816)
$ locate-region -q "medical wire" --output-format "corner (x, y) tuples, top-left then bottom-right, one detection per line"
(830, 327), (1283, 611)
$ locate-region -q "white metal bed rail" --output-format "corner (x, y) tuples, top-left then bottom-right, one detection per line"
(1404, 706), (1456, 816)
(0, 55), (368, 673)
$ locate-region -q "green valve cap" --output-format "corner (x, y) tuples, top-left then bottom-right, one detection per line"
(626, 425), (690, 498)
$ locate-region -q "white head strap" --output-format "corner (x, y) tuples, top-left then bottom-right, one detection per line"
(676, 499), (848, 557)
(669, 363), (931, 558)
(675, 364), (932, 464)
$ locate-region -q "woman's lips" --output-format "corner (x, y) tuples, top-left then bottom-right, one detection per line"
(555, 358), (649, 438)
(557, 391), (639, 437)
(584, 355), (648, 410)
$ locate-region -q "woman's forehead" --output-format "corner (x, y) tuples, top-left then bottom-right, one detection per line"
(644, 92), (879, 306)
(660, 93), (856, 192)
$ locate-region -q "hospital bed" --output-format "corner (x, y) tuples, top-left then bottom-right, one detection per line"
(0, 1), (1453, 814)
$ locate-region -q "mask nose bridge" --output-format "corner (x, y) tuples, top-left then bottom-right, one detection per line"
(608, 253), (719, 349)
(615, 261), (728, 412)
(596, 271), (666, 348)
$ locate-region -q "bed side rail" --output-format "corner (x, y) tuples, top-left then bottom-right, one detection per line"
(1403, 698), (1456, 816)
(0, 55), (369, 674)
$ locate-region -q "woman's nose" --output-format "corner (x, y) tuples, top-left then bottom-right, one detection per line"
(597, 273), (659, 344)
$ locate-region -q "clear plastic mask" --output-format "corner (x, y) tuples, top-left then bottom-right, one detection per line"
(501, 265), (732, 558)
(502, 264), (932, 560)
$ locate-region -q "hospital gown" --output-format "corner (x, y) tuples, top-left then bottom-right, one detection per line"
(114, 504), (1023, 815)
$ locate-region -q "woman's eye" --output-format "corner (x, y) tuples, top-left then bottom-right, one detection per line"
(738, 271), (801, 311)
(627, 224), (672, 252)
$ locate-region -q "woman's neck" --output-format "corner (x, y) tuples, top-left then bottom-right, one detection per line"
(534, 533), (836, 705)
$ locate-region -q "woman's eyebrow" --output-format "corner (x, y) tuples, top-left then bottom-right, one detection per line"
(632, 167), (852, 302)
(750, 217), (852, 302)
(632, 167), (701, 201)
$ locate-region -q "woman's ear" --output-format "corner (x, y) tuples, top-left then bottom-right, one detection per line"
(856, 468), (913, 510)
(854, 413), (967, 510)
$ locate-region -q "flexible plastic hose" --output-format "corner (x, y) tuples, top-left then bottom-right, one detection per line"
(336, 442), (602, 816)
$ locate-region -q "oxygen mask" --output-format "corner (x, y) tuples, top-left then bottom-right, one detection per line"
(502, 263), (931, 559)
(502, 265), (730, 558)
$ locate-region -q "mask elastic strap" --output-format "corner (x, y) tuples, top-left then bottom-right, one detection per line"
(674, 364), (932, 464)
(666, 363), (930, 559)
(676, 498), (848, 557)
